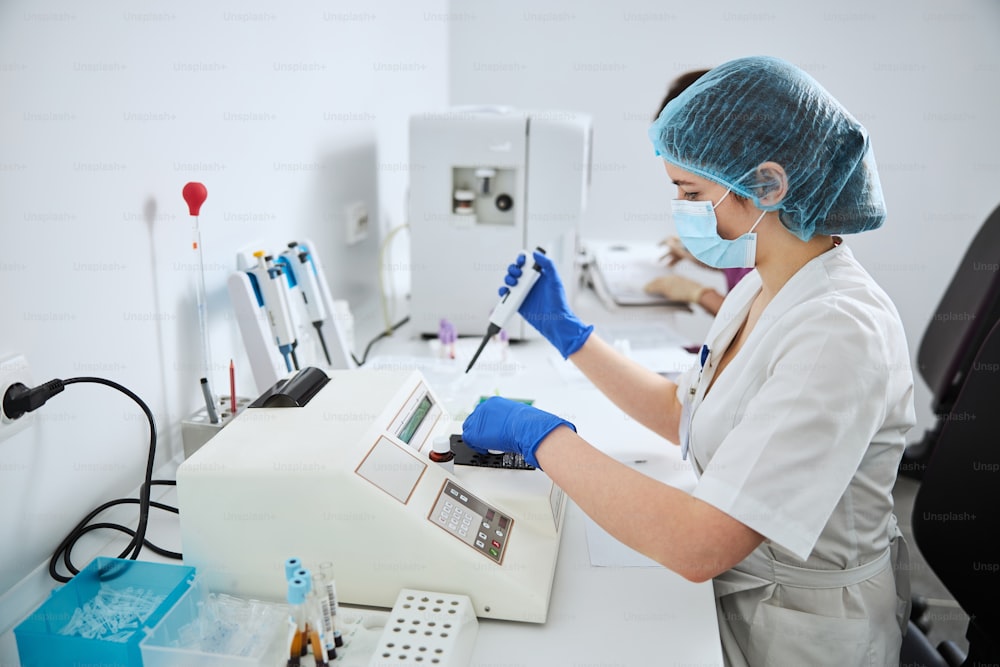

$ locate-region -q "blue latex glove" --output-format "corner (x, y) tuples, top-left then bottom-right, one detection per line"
(462, 396), (576, 470)
(503, 251), (593, 359)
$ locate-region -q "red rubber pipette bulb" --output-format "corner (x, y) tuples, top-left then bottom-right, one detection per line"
(183, 182), (208, 216)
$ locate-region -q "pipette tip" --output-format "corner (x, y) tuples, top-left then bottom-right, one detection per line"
(465, 324), (500, 373)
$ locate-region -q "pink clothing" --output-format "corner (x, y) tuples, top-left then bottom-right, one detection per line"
(723, 267), (753, 292)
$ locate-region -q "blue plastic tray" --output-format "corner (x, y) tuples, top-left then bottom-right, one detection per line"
(14, 557), (195, 667)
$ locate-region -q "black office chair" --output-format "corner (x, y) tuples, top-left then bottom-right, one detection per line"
(900, 202), (1000, 480)
(899, 319), (1000, 666)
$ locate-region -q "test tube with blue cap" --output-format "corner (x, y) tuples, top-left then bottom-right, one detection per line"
(295, 567), (334, 664)
(286, 576), (309, 667)
(285, 558), (312, 661)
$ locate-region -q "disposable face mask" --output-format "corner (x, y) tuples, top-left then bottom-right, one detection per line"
(671, 190), (766, 269)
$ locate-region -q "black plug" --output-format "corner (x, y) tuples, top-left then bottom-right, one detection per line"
(2, 379), (65, 420)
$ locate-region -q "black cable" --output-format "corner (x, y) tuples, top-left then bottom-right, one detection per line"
(31, 376), (183, 583)
(350, 315), (410, 367)
(12, 317), (410, 582)
(52, 483), (181, 562)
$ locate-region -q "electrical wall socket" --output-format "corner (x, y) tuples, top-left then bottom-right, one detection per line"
(0, 354), (35, 443)
(345, 201), (369, 245)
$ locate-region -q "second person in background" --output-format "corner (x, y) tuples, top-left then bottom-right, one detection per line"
(642, 68), (753, 316)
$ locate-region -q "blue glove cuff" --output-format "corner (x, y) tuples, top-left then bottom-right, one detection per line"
(559, 324), (594, 360)
(524, 418), (576, 469)
(529, 311), (593, 359)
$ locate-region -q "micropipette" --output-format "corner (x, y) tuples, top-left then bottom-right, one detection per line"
(279, 242), (333, 365)
(465, 247), (546, 373)
(248, 251), (299, 372)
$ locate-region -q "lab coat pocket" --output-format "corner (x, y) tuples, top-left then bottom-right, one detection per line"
(747, 602), (871, 666)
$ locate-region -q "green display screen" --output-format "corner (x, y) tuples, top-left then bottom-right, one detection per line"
(399, 395), (433, 444)
(478, 396), (534, 406)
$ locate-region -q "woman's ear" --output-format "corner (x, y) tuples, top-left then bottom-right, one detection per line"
(755, 161), (788, 206)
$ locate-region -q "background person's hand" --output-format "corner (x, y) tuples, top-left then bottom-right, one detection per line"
(461, 396), (576, 469)
(643, 274), (709, 304)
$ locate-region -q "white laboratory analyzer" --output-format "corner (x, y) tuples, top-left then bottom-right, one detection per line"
(176, 367), (567, 623)
(408, 106), (592, 338)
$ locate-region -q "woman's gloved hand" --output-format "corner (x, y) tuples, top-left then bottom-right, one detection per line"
(643, 274), (709, 304)
(503, 251), (593, 359)
(461, 396), (576, 469)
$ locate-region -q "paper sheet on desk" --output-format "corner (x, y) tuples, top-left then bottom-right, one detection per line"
(585, 516), (663, 567)
(548, 343), (697, 383)
(629, 346), (698, 379)
(582, 456), (695, 567)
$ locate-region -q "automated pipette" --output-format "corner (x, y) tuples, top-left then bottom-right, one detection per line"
(248, 250), (299, 372)
(278, 242), (332, 366)
(465, 247), (546, 373)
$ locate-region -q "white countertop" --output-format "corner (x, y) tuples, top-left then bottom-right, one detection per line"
(1, 284), (724, 667)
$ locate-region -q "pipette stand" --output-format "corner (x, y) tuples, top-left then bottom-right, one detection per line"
(181, 394), (253, 458)
(228, 238), (355, 395)
(368, 589), (478, 667)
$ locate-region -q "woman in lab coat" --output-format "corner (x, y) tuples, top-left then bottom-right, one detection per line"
(461, 56), (915, 666)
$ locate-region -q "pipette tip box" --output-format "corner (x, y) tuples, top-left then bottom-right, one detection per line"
(139, 576), (291, 667)
(14, 557), (195, 667)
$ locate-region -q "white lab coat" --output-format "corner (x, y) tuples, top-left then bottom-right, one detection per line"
(675, 243), (915, 666)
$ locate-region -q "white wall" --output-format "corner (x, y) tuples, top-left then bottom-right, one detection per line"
(1, 0), (997, 613)
(0, 0), (448, 599)
(448, 0), (1000, 447)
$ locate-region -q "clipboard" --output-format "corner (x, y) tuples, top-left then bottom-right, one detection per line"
(585, 240), (689, 308)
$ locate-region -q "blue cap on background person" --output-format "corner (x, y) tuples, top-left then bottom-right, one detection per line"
(648, 55), (886, 242)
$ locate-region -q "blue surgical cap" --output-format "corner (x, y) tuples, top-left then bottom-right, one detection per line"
(648, 56), (885, 241)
